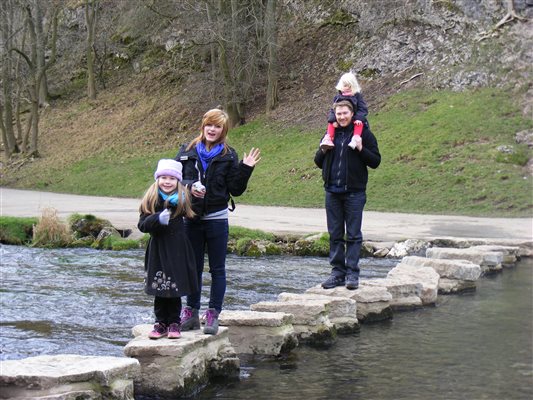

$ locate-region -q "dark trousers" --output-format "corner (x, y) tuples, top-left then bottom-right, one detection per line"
(154, 296), (182, 325)
(184, 218), (229, 313)
(325, 190), (366, 279)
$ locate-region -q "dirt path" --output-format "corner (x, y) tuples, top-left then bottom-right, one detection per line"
(1, 188), (531, 242)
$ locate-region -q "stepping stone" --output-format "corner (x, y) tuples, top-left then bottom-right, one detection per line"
(277, 292), (359, 333)
(426, 247), (503, 274)
(306, 284), (393, 322)
(250, 300), (336, 346)
(0, 354), (140, 400)
(400, 255), (481, 294)
(218, 310), (298, 355)
(125, 325), (239, 398)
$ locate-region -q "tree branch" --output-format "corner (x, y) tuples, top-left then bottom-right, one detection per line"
(399, 73), (423, 86)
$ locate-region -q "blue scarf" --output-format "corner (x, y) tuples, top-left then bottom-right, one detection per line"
(197, 142), (224, 172)
(159, 190), (179, 206)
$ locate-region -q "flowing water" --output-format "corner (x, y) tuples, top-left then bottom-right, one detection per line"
(1, 244), (532, 399)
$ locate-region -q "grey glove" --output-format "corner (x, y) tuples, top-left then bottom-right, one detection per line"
(158, 209), (171, 225)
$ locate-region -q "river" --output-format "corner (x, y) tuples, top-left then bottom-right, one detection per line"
(1, 244), (531, 399)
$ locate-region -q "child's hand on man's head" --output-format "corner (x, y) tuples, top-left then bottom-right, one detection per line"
(355, 120), (362, 126)
(332, 122), (338, 128)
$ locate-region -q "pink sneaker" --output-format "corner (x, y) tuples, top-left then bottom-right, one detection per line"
(148, 322), (168, 339)
(167, 323), (181, 339)
(320, 135), (334, 150)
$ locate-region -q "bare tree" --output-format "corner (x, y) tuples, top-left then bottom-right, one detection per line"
(0, 0), (20, 157)
(85, 0), (98, 100)
(264, 0), (278, 112)
(10, 0), (58, 157)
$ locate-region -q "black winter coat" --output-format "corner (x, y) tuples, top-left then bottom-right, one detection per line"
(176, 144), (254, 216)
(138, 201), (198, 297)
(314, 124), (381, 192)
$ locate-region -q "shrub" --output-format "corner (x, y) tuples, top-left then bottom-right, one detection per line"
(32, 208), (72, 248)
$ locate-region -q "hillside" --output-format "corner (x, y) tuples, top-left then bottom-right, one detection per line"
(1, 0), (532, 217)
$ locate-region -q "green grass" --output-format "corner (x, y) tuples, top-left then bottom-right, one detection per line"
(12, 87), (533, 216)
(0, 216), (38, 245)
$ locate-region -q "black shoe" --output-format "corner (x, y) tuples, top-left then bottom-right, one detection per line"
(345, 275), (359, 290)
(321, 275), (345, 289)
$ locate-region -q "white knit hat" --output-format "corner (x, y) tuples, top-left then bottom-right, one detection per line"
(154, 159), (183, 181)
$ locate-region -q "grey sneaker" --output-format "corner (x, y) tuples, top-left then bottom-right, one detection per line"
(345, 274), (359, 290)
(180, 306), (200, 331)
(203, 308), (219, 335)
(321, 275), (345, 289)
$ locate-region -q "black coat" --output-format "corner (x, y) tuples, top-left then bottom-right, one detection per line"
(314, 124), (381, 191)
(138, 201), (198, 297)
(176, 144), (254, 216)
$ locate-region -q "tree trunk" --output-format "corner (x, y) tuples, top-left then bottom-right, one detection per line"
(34, 0), (49, 105)
(265, 0), (279, 112)
(0, 0), (20, 157)
(85, 0), (98, 100)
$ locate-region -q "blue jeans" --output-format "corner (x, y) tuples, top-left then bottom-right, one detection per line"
(325, 190), (366, 279)
(184, 218), (229, 313)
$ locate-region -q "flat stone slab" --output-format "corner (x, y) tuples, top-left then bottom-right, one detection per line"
(219, 310), (298, 355)
(399, 255), (481, 294)
(250, 300), (336, 345)
(277, 292), (359, 333)
(401, 256), (481, 281)
(468, 244), (520, 266)
(426, 247), (503, 274)
(387, 262), (440, 305)
(0, 354), (140, 400)
(306, 284), (393, 322)
(362, 279), (424, 310)
(125, 325), (239, 398)
(430, 238), (532, 257)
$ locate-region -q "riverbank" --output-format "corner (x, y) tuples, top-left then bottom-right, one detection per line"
(2, 188), (532, 242)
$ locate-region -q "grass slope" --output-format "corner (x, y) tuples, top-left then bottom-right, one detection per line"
(6, 87), (532, 217)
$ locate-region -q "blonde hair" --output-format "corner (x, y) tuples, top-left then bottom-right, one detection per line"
(139, 180), (195, 219)
(335, 71), (361, 94)
(187, 108), (230, 154)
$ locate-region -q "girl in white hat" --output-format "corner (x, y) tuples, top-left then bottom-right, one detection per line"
(138, 159), (198, 339)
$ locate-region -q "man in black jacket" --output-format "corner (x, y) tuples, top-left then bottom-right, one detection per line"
(314, 100), (381, 290)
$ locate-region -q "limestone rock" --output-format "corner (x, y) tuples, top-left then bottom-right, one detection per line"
(362, 278), (424, 310)
(306, 284), (393, 322)
(438, 278), (477, 294)
(277, 292), (359, 333)
(468, 244), (520, 266)
(386, 263), (440, 306)
(219, 310), (298, 355)
(401, 256), (481, 281)
(250, 300), (336, 346)
(125, 326), (239, 398)
(387, 239), (430, 258)
(0, 354), (140, 400)
(426, 247), (503, 274)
